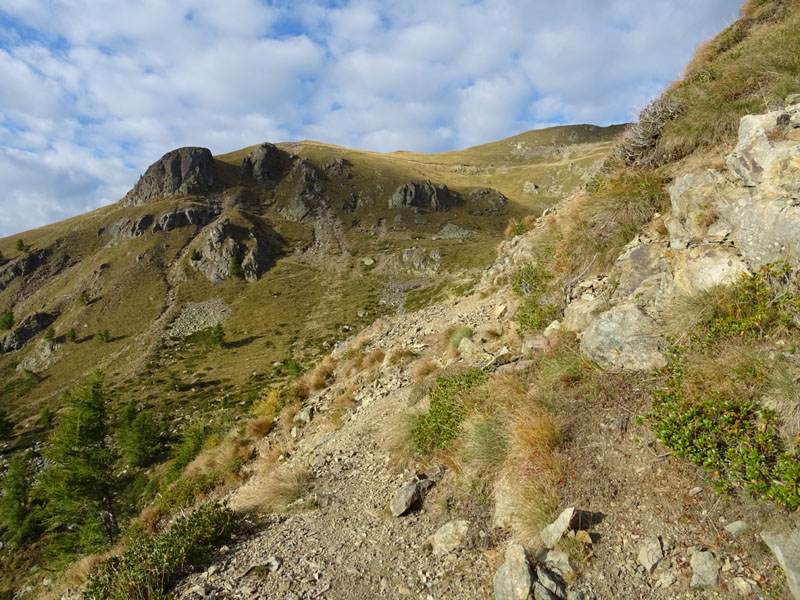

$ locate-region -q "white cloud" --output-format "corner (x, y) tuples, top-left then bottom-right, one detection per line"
(0, 0), (742, 236)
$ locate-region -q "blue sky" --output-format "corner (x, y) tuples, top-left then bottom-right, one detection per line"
(0, 0), (741, 237)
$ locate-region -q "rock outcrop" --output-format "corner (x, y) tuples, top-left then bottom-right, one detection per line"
(101, 205), (219, 246)
(102, 214), (155, 246)
(322, 157), (353, 179)
(240, 143), (294, 182)
(559, 98), (800, 370)
(0, 249), (48, 292)
(0, 311), (57, 354)
(467, 187), (508, 216)
(122, 147), (215, 206)
(389, 180), (452, 212)
(191, 220), (275, 284)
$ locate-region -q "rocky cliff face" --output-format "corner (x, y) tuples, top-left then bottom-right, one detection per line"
(240, 143), (294, 182)
(491, 98), (800, 373)
(122, 147), (215, 207)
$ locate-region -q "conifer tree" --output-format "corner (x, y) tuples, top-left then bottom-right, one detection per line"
(228, 256), (244, 279)
(41, 373), (118, 557)
(117, 402), (161, 467)
(0, 455), (40, 548)
(0, 309), (13, 331)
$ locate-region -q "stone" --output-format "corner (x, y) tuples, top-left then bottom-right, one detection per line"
(241, 142), (293, 182)
(654, 573), (676, 589)
(541, 508), (578, 549)
(123, 147), (214, 206)
(153, 206), (217, 232)
(494, 544), (534, 600)
(493, 304), (508, 319)
(580, 303), (667, 372)
(103, 214), (154, 246)
(191, 220), (274, 284)
(426, 520), (469, 555)
(362, 257), (375, 267)
(562, 296), (605, 333)
(322, 157), (353, 179)
(467, 187), (508, 216)
(493, 476), (515, 529)
(538, 550), (574, 578)
(762, 527), (800, 599)
(492, 347), (514, 367)
(0, 248), (48, 293)
(671, 245), (750, 294)
(390, 477), (430, 517)
(724, 520), (750, 537)
(389, 180), (452, 212)
(637, 536), (663, 574)
(732, 577), (759, 596)
(533, 581), (560, 600)
(435, 224), (473, 239)
(294, 407), (312, 426)
(167, 299), (231, 338)
(690, 550), (719, 588)
(401, 247), (442, 272)
(542, 320), (561, 340)
(457, 336), (480, 357)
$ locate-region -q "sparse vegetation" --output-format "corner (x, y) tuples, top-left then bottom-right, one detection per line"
(85, 502), (236, 600)
(0, 455), (39, 549)
(259, 465), (314, 513)
(228, 256), (244, 279)
(97, 329), (110, 343)
(511, 261), (559, 333)
(65, 328), (76, 343)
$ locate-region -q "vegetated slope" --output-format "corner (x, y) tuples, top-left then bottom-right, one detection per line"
(0, 124), (621, 593)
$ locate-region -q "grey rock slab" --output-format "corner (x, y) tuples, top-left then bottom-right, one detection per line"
(580, 303), (667, 372)
(541, 507), (578, 549)
(690, 550), (719, 588)
(426, 520), (469, 555)
(494, 544), (534, 600)
(533, 582), (560, 600)
(538, 550), (574, 578)
(638, 536), (663, 574)
(724, 520), (750, 537)
(654, 573), (676, 589)
(762, 527), (800, 599)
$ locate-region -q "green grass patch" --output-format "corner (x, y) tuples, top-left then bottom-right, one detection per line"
(511, 261), (560, 333)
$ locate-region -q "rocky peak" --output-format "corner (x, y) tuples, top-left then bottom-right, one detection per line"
(122, 147), (215, 207)
(240, 143), (294, 182)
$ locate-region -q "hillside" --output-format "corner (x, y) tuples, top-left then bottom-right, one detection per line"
(2, 1), (800, 599)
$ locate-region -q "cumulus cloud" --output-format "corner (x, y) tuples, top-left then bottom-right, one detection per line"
(0, 0), (740, 236)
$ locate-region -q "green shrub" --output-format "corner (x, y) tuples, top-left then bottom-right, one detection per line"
(77, 291), (91, 306)
(15, 239), (25, 252)
(228, 256), (244, 279)
(97, 329), (110, 343)
(190, 249), (201, 261)
(85, 502), (236, 600)
(65, 328), (76, 343)
(208, 324), (225, 348)
(0, 309), (13, 331)
(163, 424), (209, 485)
(0, 408), (12, 440)
(411, 369), (488, 454)
(446, 326), (474, 351)
(44, 326), (55, 341)
(158, 474), (221, 512)
(511, 262), (559, 333)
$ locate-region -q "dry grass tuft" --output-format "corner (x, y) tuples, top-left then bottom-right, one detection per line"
(765, 366), (800, 438)
(304, 355), (336, 391)
(246, 417), (273, 439)
(412, 359), (439, 382)
(661, 284), (738, 342)
(343, 347), (385, 377)
(279, 402), (300, 431)
(139, 506), (160, 535)
(259, 465), (314, 513)
(64, 554), (106, 587)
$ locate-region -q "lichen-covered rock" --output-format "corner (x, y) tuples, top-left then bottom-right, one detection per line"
(241, 143), (293, 182)
(401, 247), (442, 272)
(580, 303), (667, 372)
(762, 527), (800, 599)
(191, 220), (275, 284)
(671, 244), (749, 294)
(389, 180), (451, 211)
(1, 312), (58, 354)
(122, 147), (214, 206)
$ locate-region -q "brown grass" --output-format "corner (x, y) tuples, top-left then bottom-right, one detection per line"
(246, 416), (273, 439)
(412, 359), (439, 382)
(63, 554), (106, 587)
(259, 465), (314, 513)
(303, 354), (336, 391)
(279, 402), (300, 431)
(343, 347), (385, 377)
(139, 506), (161, 535)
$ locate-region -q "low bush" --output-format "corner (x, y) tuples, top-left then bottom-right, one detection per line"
(85, 502), (236, 600)
(410, 369), (488, 454)
(511, 262), (559, 333)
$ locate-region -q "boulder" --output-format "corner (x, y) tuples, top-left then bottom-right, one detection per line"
(191, 220), (275, 285)
(122, 147), (214, 206)
(638, 537), (663, 574)
(580, 303), (667, 372)
(494, 544), (534, 600)
(762, 527), (800, 599)
(389, 180), (451, 212)
(1, 312), (58, 354)
(390, 475), (434, 517)
(401, 247), (442, 273)
(671, 244), (749, 294)
(240, 142), (293, 182)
